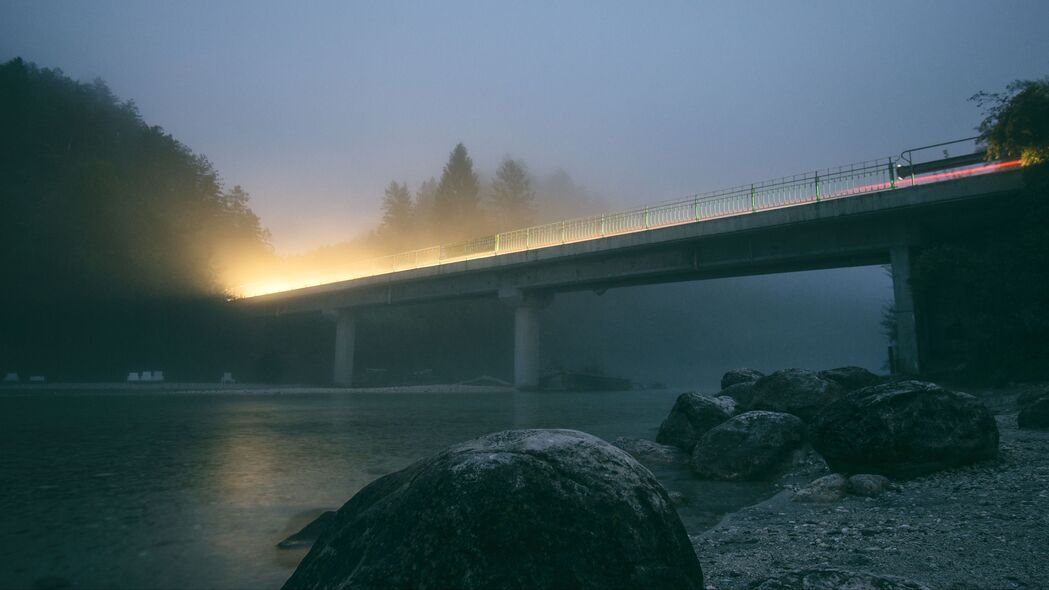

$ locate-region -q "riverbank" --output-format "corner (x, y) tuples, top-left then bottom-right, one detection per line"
(0, 382), (515, 395)
(695, 385), (1049, 589)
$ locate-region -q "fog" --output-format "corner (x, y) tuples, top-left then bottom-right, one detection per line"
(542, 267), (893, 391)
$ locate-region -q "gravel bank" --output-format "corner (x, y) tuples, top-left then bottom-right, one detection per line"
(694, 387), (1049, 590)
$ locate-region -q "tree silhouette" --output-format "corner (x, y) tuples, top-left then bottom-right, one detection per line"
(489, 157), (535, 231)
(433, 143), (481, 241)
(379, 181), (414, 250)
(972, 77), (1049, 166)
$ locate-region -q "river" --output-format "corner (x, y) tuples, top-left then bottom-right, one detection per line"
(0, 387), (772, 589)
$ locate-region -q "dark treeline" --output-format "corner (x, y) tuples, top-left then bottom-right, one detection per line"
(0, 58), (272, 380)
(914, 77), (1049, 383)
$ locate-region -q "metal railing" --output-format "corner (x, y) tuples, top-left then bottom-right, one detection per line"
(247, 138), (1017, 295)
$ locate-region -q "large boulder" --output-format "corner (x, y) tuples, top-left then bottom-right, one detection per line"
(720, 368), (764, 390)
(284, 429), (704, 590)
(1018, 395), (1049, 429)
(690, 411), (806, 481)
(751, 568), (931, 589)
(818, 366), (882, 391)
(748, 369), (845, 422)
(656, 392), (732, 450)
(811, 380), (999, 479)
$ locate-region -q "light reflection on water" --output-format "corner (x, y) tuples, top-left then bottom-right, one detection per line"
(0, 389), (771, 589)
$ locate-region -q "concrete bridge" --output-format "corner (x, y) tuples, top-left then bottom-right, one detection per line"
(244, 156), (1025, 388)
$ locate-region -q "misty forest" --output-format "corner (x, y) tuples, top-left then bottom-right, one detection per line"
(2, 3), (1049, 590)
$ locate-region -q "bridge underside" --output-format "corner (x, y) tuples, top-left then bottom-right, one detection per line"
(245, 170), (1025, 387)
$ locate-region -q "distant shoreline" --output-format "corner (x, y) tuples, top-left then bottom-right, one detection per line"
(0, 383), (520, 395)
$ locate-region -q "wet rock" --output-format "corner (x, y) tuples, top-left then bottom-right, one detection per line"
(750, 568), (931, 589)
(284, 429), (704, 590)
(792, 473), (848, 503)
(656, 392), (733, 450)
(848, 474), (892, 497)
(812, 380), (999, 479)
(721, 368), (765, 390)
(276, 511), (336, 549)
(1018, 396), (1049, 429)
(748, 369), (845, 422)
(612, 436), (688, 464)
(818, 366), (882, 391)
(721, 382), (758, 407)
(691, 411), (806, 481)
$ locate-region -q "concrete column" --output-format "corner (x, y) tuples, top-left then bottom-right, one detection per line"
(333, 309), (356, 386)
(514, 300), (541, 390)
(890, 245), (920, 375)
(501, 289), (550, 390)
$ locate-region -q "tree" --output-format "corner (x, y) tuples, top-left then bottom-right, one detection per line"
(379, 181), (414, 250)
(489, 157), (535, 231)
(433, 143), (481, 240)
(972, 77), (1049, 166)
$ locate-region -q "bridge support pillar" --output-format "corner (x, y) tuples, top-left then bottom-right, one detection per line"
(332, 309), (356, 386)
(890, 245), (920, 375)
(502, 289), (550, 390)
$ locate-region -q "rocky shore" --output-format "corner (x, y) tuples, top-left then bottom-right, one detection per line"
(696, 386), (1049, 590)
(278, 373), (1048, 590)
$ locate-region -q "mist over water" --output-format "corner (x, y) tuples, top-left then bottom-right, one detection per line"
(543, 266), (893, 390)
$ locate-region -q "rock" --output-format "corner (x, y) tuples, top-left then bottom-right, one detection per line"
(748, 369), (845, 422)
(712, 395), (738, 416)
(656, 392), (733, 450)
(720, 381), (759, 407)
(1016, 387), (1049, 409)
(750, 568), (931, 589)
(721, 368), (765, 390)
(792, 473), (848, 502)
(276, 511), (336, 549)
(690, 411), (806, 481)
(848, 474), (892, 497)
(812, 380), (999, 479)
(612, 436), (688, 464)
(818, 366), (882, 391)
(284, 429), (704, 590)
(775, 445), (831, 488)
(1018, 396), (1049, 429)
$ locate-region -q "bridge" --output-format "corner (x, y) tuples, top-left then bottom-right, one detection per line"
(243, 143), (1025, 388)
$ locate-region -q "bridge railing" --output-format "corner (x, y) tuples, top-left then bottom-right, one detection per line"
(362, 157), (899, 275)
(257, 140), (1014, 292)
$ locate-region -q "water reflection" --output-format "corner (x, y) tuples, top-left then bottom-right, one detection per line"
(0, 389), (769, 589)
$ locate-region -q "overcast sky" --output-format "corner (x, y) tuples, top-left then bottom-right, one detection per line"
(3, 1), (1047, 254)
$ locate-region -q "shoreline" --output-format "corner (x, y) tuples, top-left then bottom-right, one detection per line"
(694, 385), (1049, 589)
(0, 382), (520, 395)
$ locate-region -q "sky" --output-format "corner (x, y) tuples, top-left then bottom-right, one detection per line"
(2, 1), (1048, 254)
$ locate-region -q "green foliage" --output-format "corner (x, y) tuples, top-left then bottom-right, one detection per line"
(972, 77), (1049, 166)
(489, 157), (535, 231)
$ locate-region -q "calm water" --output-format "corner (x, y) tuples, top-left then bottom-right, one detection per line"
(0, 388), (770, 589)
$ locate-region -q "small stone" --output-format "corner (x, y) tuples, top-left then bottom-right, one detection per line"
(793, 473), (848, 503)
(848, 474), (892, 497)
